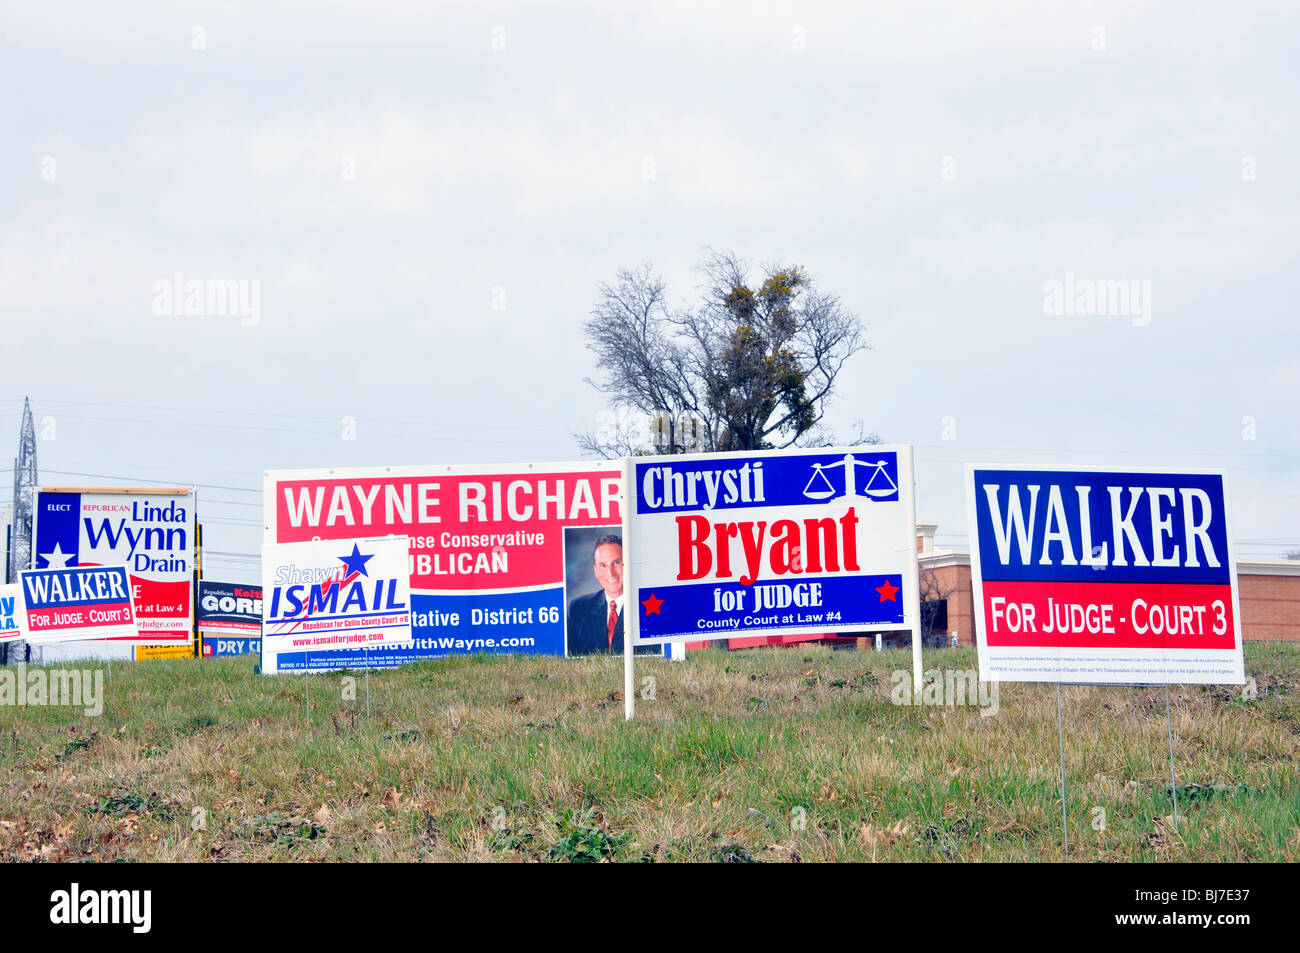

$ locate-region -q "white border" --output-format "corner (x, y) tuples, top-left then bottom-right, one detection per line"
(624, 444), (921, 646)
(964, 462), (1245, 685)
(263, 459), (624, 672)
(20, 565), (139, 644)
(30, 486), (197, 649)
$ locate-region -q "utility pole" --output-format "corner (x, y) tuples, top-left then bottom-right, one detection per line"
(8, 397), (36, 664)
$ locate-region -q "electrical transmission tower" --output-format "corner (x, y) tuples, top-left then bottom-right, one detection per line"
(7, 397), (36, 663)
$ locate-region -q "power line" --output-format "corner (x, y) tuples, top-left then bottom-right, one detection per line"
(21, 397), (572, 436)
(36, 413), (566, 447)
(35, 468), (260, 494)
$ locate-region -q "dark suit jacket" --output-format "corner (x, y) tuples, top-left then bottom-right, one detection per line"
(567, 591), (660, 656)
(567, 590), (623, 656)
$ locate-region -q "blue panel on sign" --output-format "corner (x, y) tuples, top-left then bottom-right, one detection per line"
(409, 588), (566, 656)
(210, 638), (260, 657)
(638, 574), (904, 640)
(198, 581), (262, 628)
(23, 567), (132, 608)
(34, 492), (81, 568)
(971, 469), (1230, 585)
(635, 451), (898, 514)
(273, 588), (566, 670)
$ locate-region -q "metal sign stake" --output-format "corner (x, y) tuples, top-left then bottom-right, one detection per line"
(624, 616), (635, 722)
(1056, 682), (1069, 854)
(622, 456), (636, 722)
(1165, 685), (1179, 831)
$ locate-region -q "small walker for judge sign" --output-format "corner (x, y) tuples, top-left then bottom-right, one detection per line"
(625, 446), (920, 645)
(966, 464), (1245, 685)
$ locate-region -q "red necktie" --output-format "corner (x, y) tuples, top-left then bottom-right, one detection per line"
(606, 600), (618, 649)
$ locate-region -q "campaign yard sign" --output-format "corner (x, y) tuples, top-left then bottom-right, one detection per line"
(263, 461), (624, 667)
(135, 643), (196, 661)
(0, 584), (26, 643)
(261, 536), (413, 673)
(198, 582), (262, 657)
(20, 566), (139, 644)
(625, 446), (920, 645)
(32, 488), (196, 642)
(198, 582), (262, 636)
(966, 465), (1245, 685)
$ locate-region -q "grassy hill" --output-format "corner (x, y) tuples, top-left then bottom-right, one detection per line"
(1, 643), (1296, 862)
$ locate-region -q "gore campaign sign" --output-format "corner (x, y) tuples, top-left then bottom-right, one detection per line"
(0, 584), (26, 644)
(21, 566), (139, 643)
(261, 536), (413, 672)
(32, 489), (195, 642)
(966, 465), (1245, 685)
(198, 582), (262, 637)
(264, 461), (623, 668)
(626, 446), (920, 644)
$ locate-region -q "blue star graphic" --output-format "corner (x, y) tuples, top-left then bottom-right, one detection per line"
(339, 543), (374, 577)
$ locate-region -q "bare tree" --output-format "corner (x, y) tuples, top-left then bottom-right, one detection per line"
(577, 264), (705, 457)
(578, 251), (869, 456)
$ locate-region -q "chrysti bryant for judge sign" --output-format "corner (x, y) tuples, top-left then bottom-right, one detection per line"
(624, 445), (921, 647)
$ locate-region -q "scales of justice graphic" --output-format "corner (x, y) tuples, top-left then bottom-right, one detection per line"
(801, 453), (898, 501)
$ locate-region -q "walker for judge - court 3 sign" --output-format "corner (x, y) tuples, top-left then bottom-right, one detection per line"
(21, 566), (139, 644)
(965, 465), (1245, 685)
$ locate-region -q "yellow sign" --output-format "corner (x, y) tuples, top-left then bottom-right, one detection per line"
(134, 643), (196, 661)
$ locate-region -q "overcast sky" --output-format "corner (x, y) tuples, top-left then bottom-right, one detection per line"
(2, 1), (1296, 579)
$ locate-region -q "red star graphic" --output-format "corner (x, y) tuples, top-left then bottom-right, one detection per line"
(876, 579), (900, 602)
(641, 593), (664, 616)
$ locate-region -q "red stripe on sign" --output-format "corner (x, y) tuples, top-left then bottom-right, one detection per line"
(130, 577), (192, 619)
(26, 603), (134, 631)
(981, 580), (1236, 650)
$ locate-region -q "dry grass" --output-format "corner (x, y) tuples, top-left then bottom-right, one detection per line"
(0, 643), (1296, 862)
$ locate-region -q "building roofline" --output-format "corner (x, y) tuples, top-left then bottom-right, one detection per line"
(1238, 558), (1300, 576)
(920, 552), (970, 569)
(920, 549), (1300, 576)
